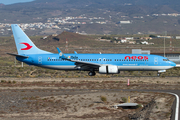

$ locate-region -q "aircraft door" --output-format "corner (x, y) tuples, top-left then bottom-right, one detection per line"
(38, 56), (42, 64)
(154, 57), (158, 65)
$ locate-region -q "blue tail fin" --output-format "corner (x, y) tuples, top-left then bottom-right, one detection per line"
(11, 24), (52, 55)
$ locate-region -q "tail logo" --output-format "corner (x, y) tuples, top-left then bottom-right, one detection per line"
(20, 43), (32, 50)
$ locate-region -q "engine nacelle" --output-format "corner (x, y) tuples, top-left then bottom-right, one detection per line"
(99, 65), (119, 74)
(158, 70), (166, 73)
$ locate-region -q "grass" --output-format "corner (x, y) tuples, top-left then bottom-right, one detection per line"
(121, 97), (127, 103)
(1, 65), (180, 77)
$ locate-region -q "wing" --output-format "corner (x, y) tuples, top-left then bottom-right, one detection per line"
(69, 59), (101, 70)
(56, 47), (102, 70)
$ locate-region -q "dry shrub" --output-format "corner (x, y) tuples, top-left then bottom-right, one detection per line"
(100, 96), (107, 102)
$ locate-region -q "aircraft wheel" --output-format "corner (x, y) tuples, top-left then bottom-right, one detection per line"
(88, 71), (96, 76)
(157, 73), (160, 77)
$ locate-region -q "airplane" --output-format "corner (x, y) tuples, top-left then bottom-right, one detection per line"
(7, 24), (176, 76)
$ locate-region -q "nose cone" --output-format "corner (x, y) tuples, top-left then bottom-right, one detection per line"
(171, 61), (176, 67)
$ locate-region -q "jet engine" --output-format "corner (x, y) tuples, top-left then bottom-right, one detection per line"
(99, 65), (119, 74)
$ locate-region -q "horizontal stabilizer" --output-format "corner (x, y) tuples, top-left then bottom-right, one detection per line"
(7, 53), (29, 58)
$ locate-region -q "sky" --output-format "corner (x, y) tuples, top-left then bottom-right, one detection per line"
(0, 0), (34, 5)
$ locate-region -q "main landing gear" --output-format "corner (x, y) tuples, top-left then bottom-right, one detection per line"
(88, 71), (96, 76)
(157, 70), (166, 77)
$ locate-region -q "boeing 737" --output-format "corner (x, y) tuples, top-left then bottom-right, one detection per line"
(8, 24), (176, 76)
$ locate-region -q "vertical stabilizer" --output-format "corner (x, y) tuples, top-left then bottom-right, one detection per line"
(11, 24), (52, 55)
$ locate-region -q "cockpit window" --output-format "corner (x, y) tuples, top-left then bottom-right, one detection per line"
(163, 59), (169, 61)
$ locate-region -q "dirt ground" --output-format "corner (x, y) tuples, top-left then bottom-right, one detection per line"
(0, 77), (177, 120)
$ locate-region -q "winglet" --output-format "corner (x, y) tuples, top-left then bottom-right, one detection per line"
(74, 51), (77, 54)
(56, 47), (61, 53)
(57, 47), (67, 59)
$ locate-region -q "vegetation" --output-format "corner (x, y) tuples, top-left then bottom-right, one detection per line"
(100, 96), (107, 102)
(0, 64), (180, 78)
(121, 97), (127, 103)
(1, 32), (180, 78)
(137, 104), (142, 108)
(1, 0), (180, 34)
(149, 35), (157, 38)
(0, 60), (180, 77)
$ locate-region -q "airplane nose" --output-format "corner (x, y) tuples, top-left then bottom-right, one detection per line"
(171, 62), (176, 67)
